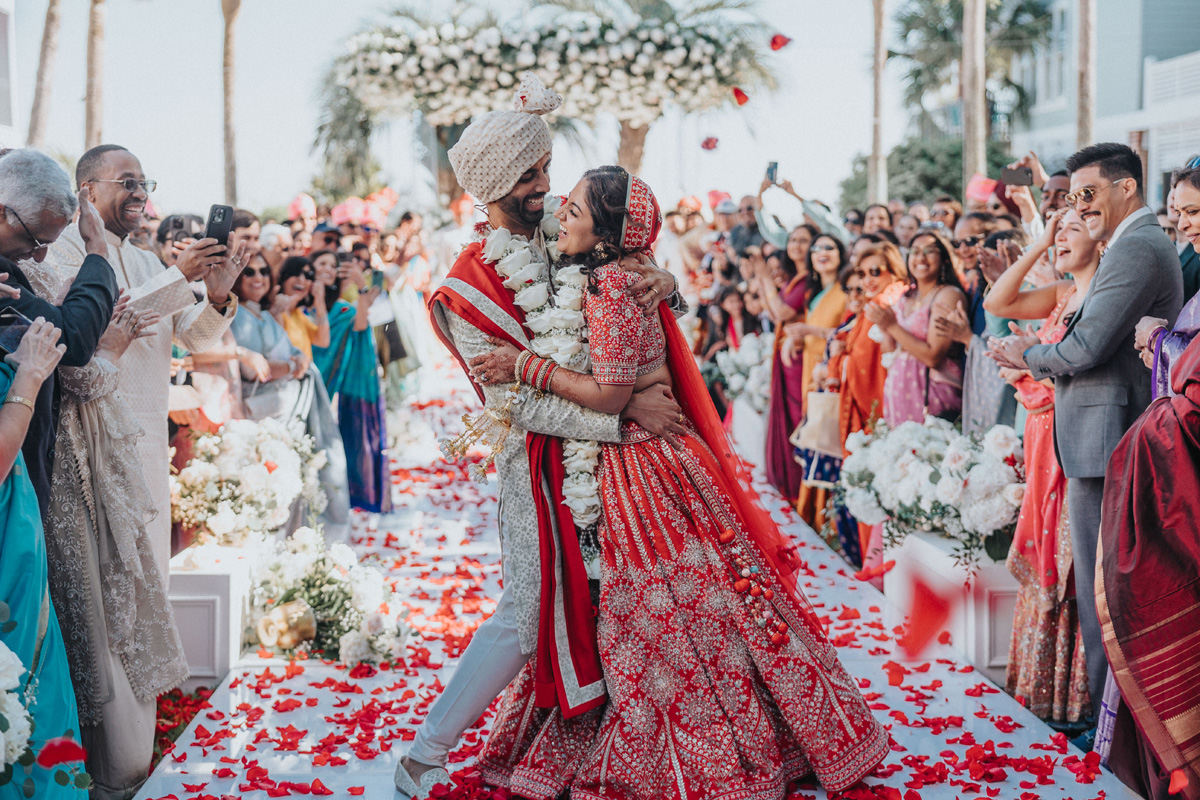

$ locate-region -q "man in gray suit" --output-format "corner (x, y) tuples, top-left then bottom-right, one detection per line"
(990, 143), (1183, 709)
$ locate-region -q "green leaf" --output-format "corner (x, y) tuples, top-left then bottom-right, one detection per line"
(1, 620), (15, 634)
(17, 750), (34, 768)
(0, 713), (9, 733)
(54, 771), (70, 786)
(74, 772), (93, 790)
(0, 763), (12, 785)
(21, 777), (33, 798)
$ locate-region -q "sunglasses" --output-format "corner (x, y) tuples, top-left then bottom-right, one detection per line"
(846, 286), (866, 296)
(1065, 179), (1131, 208)
(321, 234), (339, 243)
(241, 266), (270, 278)
(856, 266), (886, 278)
(952, 236), (982, 248)
(90, 178), (157, 193)
(739, 206), (756, 213)
(811, 243), (838, 253)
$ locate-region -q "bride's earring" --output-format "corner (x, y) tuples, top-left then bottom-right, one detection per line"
(593, 242), (608, 260)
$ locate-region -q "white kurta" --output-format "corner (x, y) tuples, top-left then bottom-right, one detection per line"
(43, 225), (235, 575)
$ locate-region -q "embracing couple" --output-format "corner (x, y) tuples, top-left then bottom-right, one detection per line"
(396, 74), (887, 800)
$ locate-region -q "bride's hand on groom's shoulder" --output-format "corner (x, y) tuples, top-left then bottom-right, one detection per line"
(620, 254), (677, 317)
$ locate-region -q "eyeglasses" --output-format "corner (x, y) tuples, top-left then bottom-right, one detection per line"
(912, 246), (942, 259)
(90, 178), (157, 193)
(843, 217), (862, 226)
(846, 286), (866, 296)
(811, 243), (838, 253)
(1065, 178), (1131, 209)
(8, 206), (50, 254)
(952, 236), (982, 248)
(738, 206), (756, 213)
(241, 266), (270, 278)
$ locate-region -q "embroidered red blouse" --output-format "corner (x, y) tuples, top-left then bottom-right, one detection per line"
(584, 265), (666, 385)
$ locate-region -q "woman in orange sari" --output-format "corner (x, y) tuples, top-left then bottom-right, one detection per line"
(791, 234), (848, 526)
(977, 209), (1096, 723)
(836, 242), (906, 562)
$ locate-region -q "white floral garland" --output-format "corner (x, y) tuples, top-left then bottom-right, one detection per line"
(475, 196), (603, 530)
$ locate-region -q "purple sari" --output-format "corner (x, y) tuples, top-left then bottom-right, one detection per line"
(765, 277), (808, 501)
(1151, 294), (1200, 399)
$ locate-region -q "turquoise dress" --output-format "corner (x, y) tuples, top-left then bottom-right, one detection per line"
(0, 365), (85, 797)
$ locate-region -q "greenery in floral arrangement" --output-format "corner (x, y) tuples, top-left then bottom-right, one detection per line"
(838, 417), (1026, 575)
(251, 528), (409, 665)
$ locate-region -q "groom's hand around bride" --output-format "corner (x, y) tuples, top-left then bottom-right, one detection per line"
(620, 254), (678, 317)
(624, 384), (687, 450)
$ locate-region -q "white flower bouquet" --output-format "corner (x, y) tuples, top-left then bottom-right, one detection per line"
(170, 418), (328, 546)
(839, 417), (1026, 571)
(713, 332), (772, 414)
(251, 527), (409, 664)
(0, 638), (31, 771)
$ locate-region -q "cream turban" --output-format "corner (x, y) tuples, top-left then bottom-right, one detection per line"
(448, 73), (563, 204)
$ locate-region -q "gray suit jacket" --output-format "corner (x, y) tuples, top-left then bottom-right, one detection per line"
(1024, 213), (1183, 478)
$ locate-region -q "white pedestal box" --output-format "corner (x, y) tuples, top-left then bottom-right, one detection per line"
(883, 531), (1019, 685)
(167, 545), (255, 693)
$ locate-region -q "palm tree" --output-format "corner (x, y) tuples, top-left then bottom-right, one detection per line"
(27, 0), (63, 148)
(533, 0), (777, 173)
(85, 0), (106, 150)
(961, 0), (986, 196)
(1076, 0), (1095, 148)
(868, 0), (888, 203)
(222, 0), (242, 205)
(889, 0), (1051, 140)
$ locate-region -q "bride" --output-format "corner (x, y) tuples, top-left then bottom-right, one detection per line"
(470, 166), (887, 799)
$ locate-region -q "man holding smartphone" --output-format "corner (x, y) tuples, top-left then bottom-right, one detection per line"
(0, 149), (118, 512)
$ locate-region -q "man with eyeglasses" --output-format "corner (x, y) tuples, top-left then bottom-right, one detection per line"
(0, 149), (118, 513)
(727, 195), (766, 260)
(989, 142), (1182, 725)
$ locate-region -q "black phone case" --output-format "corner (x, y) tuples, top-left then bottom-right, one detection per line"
(205, 204), (235, 247)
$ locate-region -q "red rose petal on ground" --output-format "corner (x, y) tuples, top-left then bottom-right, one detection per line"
(182, 784), (208, 793)
(1171, 769), (1189, 795)
(899, 575), (955, 658)
(701, 137), (718, 151)
(732, 87), (750, 105)
(348, 789), (365, 797)
(310, 778), (334, 796)
(770, 33), (792, 50)
(938, 630), (952, 645)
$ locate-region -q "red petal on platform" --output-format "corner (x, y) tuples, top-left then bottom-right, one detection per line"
(1171, 770), (1189, 795)
(899, 575), (954, 658)
(348, 789), (365, 797)
(701, 137), (719, 151)
(770, 34), (792, 51)
(732, 87), (750, 105)
(854, 560), (896, 581)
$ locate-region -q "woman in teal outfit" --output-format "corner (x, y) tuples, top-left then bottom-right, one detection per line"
(0, 315), (85, 797)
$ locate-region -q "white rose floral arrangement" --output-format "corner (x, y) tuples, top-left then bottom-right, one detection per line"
(170, 418), (328, 546)
(0, 637), (31, 773)
(712, 332), (772, 414)
(336, 16), (765, 130)
(839, 417), (1026, 571)
(251, 527), (409, 665)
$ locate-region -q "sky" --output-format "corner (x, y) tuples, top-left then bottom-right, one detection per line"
(12, 0), (911, 222)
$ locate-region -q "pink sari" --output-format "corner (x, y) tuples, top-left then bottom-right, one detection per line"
(883, 288), (963, 426)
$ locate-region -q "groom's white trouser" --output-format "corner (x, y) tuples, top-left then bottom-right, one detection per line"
(407, 584), (531, 766)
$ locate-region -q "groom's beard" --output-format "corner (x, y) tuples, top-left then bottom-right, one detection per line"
(497, 191), (546, 232)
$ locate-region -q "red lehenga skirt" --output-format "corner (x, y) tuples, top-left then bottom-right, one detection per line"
(478, 422), (889, 800)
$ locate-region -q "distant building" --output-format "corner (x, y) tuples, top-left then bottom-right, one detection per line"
(0, 0), (15, 147)
(1010, 0), (1200, 204)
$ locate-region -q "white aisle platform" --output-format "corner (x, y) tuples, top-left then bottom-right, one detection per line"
(138, 360), (1138, 800)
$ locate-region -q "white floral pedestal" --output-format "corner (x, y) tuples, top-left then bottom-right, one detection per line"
(883, 531), (1020, 686)
(730, 397), (767, 468)
(167, 544), (254, 693)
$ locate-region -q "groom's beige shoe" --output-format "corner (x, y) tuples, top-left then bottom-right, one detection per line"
(394, 757), (453, 799)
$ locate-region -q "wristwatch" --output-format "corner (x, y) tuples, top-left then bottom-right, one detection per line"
(4, 395), (35, 413)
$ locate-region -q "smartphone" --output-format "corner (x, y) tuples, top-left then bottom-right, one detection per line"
(765, 161), (779, 184)
(204, 204), (235, 247)
(0, 308), (34, 356)
(371, 270), (387, 290)
(1001, 166), (1034, 187)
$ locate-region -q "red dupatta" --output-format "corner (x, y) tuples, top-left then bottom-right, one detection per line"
(428, 242), (606, 718)
(1098, 335), (1200, 799)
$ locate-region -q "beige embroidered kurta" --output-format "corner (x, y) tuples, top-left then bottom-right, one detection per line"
(43, 225), (235, 575)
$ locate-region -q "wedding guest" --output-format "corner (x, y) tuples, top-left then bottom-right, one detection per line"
(313, 220), (341, 254)
(1170, 159), (1200, 303)
(312, 254), (392, 514)
(273, 255), (330, 360)
(908, 201), (930, 223)
(989, 142), (1183, 710)
(838, 242), (906, 563)
(757, 177), (851, 243)
(259, 222), (293, 280)
(1097, 334), (1200, 800)
(862, 203), (893, 236)
(790, 233), (848, 526)
(729, 195), (766, 258)
(930, 195), (962, 231)
(43, 144), (242, 577)
(981, 208), (1098, 724)
(0, 149), (117, 511)
(154, 214), (203, 267)
(0, 319), (86, 799)
(895, 213), (920, 249)
(888, 198), (907, 220)
(869, 229), (966, 426)
(843, 208), (864, 239)
(702, 284), (760, 420)
(230, 253), (307, 407)
(753, 248), (809, 501)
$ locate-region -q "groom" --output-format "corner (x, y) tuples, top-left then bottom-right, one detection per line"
(397, 75), (686, 795)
